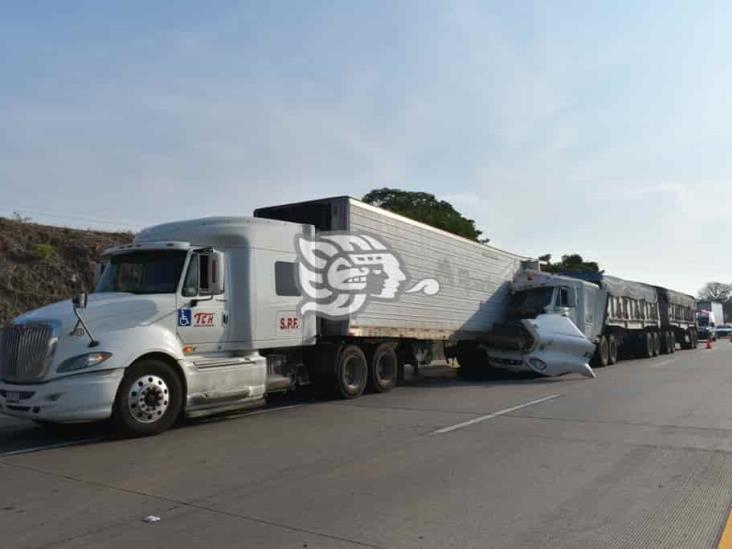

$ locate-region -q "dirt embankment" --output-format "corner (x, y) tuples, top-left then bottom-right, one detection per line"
(0, 217), (134, 327)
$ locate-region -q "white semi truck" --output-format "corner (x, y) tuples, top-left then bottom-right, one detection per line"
(482, 270), (697, 375)
(0, 196), (592, 436)
(696, 300), (724, 341)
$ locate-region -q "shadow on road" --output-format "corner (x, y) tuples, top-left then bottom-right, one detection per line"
(0, 365), (573, 451)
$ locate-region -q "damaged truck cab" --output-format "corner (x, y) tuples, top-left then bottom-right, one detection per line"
(483, 269), (698, 379)
(483, 271), (597, 378)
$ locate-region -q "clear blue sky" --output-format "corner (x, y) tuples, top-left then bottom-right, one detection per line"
(2, 0), (731, 295)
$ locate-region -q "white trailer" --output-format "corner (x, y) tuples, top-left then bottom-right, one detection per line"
(0, 196), (541, 436)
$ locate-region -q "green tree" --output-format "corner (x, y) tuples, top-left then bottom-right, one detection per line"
(698, 282), (732, 302)
(540, 253), (601, 274)
(362, 188), (487, 242)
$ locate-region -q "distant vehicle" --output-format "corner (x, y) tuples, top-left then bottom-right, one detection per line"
(696, 300), (724, 341)
(697, 310), (717, 341)
(714, 324), (732, 338)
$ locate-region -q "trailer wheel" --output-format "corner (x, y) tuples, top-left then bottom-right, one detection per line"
(368, 343), (398, 393)
(607, 335), (618, 365)
(333, 345), (368, 399)
(653, 332), (661, 356)
(592, 336), (609, 367)
(665, 331), (674, 354)
(112, 359), (183, 437)
(642, 332), (654, 359)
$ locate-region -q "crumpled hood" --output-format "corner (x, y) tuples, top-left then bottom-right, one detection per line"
(521, 314), (596, 378)
(13, 293), (176, 333)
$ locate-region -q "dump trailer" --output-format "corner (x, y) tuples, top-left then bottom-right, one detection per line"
(482, 270), (697, 377)
(0, 196), (547, 436)
(655, 287), (698, 349)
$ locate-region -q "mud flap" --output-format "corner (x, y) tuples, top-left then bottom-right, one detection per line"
(521, 315), (596, 378)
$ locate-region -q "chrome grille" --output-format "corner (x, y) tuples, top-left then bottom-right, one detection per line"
(0, 322), (58, 383)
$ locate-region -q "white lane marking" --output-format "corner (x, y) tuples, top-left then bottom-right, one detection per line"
(432, 394), (561, 434)
(650, 359), (675, 368)
(0, 437), (107, 457)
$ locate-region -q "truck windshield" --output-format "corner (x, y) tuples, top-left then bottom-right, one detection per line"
(507, 287), (554, 319)
(95, 250), (187, 295)
(697, 316), (709, 327)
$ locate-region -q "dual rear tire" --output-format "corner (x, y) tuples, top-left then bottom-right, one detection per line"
(327, 343), (399, 399)
(593, 335), (618, 367)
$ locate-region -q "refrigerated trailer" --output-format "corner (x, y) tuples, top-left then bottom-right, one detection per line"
(0, 196), (550, 436)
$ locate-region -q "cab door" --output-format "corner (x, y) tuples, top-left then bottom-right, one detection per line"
(556, 286), (581, 329)
(176, 251), (229, 351)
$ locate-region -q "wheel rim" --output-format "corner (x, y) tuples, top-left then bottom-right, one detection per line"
(128, 375), (170, 424)
(343, 355), (365, 392)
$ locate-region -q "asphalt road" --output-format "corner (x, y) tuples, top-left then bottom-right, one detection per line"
(2, 342), (732, 548)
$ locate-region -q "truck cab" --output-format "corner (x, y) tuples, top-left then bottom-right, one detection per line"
(507, 270), (605, 340)
(483, 271), (598, 378)
(0, 217), (314, 435)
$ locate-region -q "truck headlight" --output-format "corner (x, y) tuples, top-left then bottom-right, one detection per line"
(57, 352), (113, 373)
(528, 357), (548, 371)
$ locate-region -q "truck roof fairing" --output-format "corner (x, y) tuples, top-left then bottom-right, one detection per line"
(102, 241), (191, 256)
(135, 216), (314, 252)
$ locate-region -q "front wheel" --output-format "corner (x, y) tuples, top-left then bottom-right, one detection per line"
(112, 359), (183, 437)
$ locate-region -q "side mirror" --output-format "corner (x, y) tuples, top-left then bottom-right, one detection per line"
(72, 291), (88, 309)
(200, 251), (226, 295)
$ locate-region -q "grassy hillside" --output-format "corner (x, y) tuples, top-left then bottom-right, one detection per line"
(0, 217), (133, 327)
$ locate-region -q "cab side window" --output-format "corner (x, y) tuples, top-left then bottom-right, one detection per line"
(275, 261), (300, 296)
(557, 287), (570, 307)
(182, 254), (199, 297)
